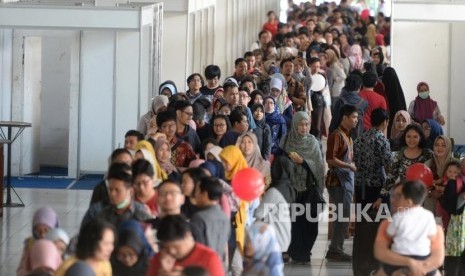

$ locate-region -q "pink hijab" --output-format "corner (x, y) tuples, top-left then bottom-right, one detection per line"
(348, 44), (363, 71)
(29, 239), (62, 271)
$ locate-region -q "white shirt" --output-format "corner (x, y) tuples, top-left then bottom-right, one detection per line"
(387, 206), (437, 256)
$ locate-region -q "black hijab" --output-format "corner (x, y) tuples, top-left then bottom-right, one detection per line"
(382, 67), (407, 137)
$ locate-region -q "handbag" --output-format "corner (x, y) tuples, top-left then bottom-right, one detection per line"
(325, 169), (341, 188)
(304, 165), (326, 216)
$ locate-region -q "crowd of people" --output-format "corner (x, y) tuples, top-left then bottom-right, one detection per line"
(15, 0), (464, 275)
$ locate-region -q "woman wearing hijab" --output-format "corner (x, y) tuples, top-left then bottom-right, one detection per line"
(279, 111), (325, 264)
(348, 44), (363, 72)
(17, 206), (60, 276)
(154, 138), (180, 181)
(29, 239), (63, 275)
(389, 110), (411, 152)
(269, 76), (293, 127)
(408, 81), (445, 125)
(264, 96), (287, 156)
(254, 156), (295, 253)
(242, 221), (284, 276)
(251, 103), (272, 160)
(382, 67), (407, 137)
(422, 119), (444, 150)
(159, 80), (178, 98)
(424, 135), (456, 215)
(219, 145), (259, 276)
(205, 145), (223, 162)
(134, 140), (167, 183)
(111, 222), (153, 276)
(236, 132), (271, 185)
(137, 95), (169, 138)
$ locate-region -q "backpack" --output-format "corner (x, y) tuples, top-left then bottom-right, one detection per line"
(340, 97), (367, 141)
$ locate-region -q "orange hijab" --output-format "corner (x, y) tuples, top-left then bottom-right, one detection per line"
(219, 145), (248, 181)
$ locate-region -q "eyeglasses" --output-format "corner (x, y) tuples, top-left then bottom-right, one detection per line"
(162, 123), (176, 129)
(158, 190), (182, 197)
(214, 123), (226, 128)
(182, 110), (193, 117)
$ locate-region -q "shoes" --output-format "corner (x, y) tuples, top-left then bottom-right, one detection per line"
(290, 259), (311, 265)
(282, 253), (290, 264)
(325, 251), (352, 262)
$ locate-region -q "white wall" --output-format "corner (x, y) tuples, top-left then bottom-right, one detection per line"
(40, 36), (71, 167)
(79, 31), (114, 173)
(162, 0), (277, 90)
(115, 31), (140, 148)
(392, 1), (465, 145)
(449, 23), (465, 146)
(391, 21), (450, 125)
(161, 12), (188, 92)
(11, 35), (42, 175)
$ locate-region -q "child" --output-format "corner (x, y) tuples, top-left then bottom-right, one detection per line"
(436, 160), (462, 230)
(443, 159), (465, 260)
(383, 180), (437, 276)
(45, 228), (70, 258)
(242, 221), (284, 276)
(293, 88), (307, 112)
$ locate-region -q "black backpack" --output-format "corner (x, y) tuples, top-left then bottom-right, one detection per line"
(340, 97), (367, 141)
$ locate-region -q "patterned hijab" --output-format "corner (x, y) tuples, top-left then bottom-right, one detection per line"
(154, 138), (177, 175)
(219, 145), (248, 181)
(390, 110), (411, 139)
(236, 132), (270, 177)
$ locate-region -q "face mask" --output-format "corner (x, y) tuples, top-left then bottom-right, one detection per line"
(116, 195), (131, 210)
(418, 91), (429, 99)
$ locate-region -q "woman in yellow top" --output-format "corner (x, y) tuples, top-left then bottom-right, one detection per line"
(220, 145), (258, 275)
(55, 219), (115, 276)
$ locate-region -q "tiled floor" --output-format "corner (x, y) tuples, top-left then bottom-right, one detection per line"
(0, 188), (354, 275)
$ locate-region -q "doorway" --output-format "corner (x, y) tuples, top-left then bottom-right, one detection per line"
(11, 31), (80, 178)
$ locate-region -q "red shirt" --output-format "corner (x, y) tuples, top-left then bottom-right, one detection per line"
(136, 191), (158, 217)
(263, 21), (278, 37)
(146, 243), (225, 276)
(359, 89), (387, 130)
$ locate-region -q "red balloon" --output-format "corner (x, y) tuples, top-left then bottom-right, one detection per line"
(361, 9), (370, 20)
(405, 163), (434, 188)
(232, 168), (265, 201)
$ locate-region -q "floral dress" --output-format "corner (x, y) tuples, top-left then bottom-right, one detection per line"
(381, 148), (433, 196)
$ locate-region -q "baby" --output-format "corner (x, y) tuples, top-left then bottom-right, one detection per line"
(383, 180), (438, 276)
